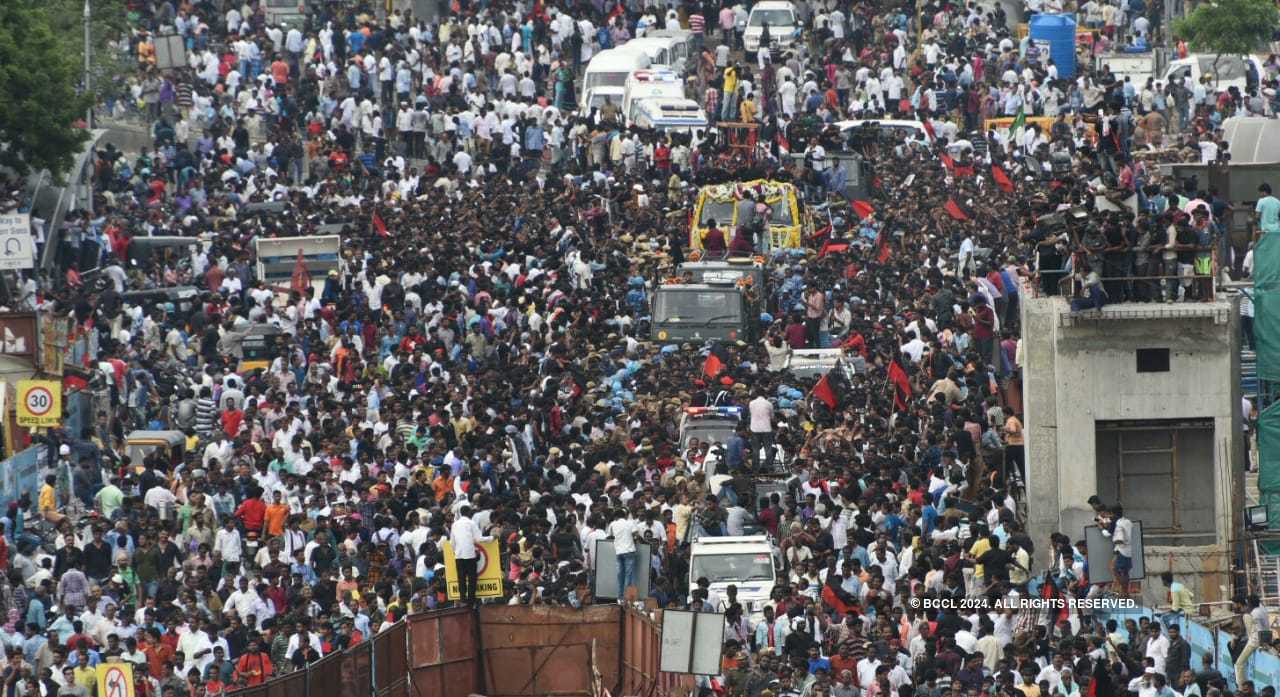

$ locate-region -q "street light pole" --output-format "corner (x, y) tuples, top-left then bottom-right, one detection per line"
(84, 0), (92, 128)
(84, 0), (94, 218)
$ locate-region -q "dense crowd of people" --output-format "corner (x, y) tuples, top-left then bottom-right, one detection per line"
(1, 0), (1277, 696)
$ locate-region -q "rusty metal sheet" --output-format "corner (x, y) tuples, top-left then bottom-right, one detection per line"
(374, 622), (408, 697)
(342, 640), (373, 697)
(407, 608), (480, 697)
(483, 645), (592, 697)
(478, 605), (621, 695)
(262, 669), (306, 697)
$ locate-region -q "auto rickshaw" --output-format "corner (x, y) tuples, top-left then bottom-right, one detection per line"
(125, 430), (186, 471)
(238, 324), (283, 373)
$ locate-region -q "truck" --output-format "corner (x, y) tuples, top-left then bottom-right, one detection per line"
(678, 255), (767, 288)
(688, 535), (779, 620)
(650, 280), (759, 343)
(254, 234), (342, 301)
(1095, 53), (1157, 88)
(784, 348), (865, 381)
(690, 179), (808, 252)
(678, 405), (743, 451)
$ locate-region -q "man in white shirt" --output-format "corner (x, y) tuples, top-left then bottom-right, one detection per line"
(449, 505), (492, 605)
(1105, 505), (1133, 590)
(1143, 624), (1169, 677)
(213, 518), (243, 563)
(748, 390), (776, 471)
(606, 508), (637, 602)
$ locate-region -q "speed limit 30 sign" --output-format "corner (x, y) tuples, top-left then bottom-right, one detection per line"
(16, 379), (61, 427)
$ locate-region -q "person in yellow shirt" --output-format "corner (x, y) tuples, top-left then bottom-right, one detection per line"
(739, 93), (757, 123)
(73, 658), (97, 692)
(39, 474), (64, 524)
(969, 534), (992, 583)
(722, 64), (739, 120)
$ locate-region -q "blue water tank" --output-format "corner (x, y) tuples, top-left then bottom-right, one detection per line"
(1029, 13), (1077, 79)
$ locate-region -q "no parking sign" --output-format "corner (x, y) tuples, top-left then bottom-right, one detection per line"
(16, 379), (60, 427)
(442, 539), (504, 599)
(96, 662), (135, 697)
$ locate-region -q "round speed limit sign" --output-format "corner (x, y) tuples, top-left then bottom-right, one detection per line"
(24, 386), (53, 416)
(17, 380), (60, 427)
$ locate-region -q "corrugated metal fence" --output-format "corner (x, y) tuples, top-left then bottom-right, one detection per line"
(233, 606), (693, 697)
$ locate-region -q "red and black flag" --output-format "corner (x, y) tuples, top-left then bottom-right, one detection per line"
(372, 210), (389, 237)
(874, 228), (893, 264)
(810, 368), (846, 410)
(818, 240), (850, 258)
(811, 372), (838, 409)
(992, 163), (1015, 193)
(888, 358), (912, 412)
(851, 200), (875, 220)
(943, 197), (971, 221)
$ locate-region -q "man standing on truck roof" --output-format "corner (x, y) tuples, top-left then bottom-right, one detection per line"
(608, 507), (638, 602)
(1255, 183), (1280, 238)
(749, 388), (776, 471)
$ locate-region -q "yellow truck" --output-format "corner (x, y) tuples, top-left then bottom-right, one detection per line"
(689, 179), (808, 252)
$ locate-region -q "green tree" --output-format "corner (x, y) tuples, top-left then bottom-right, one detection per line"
(0, 0), (92, 179)
(45, 0), (133, 110)
(1174, 0), (1279, 84)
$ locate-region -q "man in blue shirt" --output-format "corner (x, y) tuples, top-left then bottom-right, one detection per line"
(725, 428), (748, 471)
(806, 645), (832, 674)
(1256, 182), (1280, 236)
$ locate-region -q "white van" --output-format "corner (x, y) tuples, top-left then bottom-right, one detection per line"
(688, 536), (778, 620)
(580, 48), (652, 112)
(743, 1), (799, 55)
(630, 98), (710, 136)
(644, 29), (696, 73)
(622, 69), (686, 122)
(1163, 54), (1264, 95)
(835, 118), (974, 155)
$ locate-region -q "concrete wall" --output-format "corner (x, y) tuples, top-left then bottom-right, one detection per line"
(1022, 294), (1244, 605)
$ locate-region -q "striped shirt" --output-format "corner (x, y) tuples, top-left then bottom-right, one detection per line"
(689, 13), (705, 34)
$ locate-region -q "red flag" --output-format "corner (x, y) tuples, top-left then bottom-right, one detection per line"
(776, 131), (790, 154)
(874, 229), (892, 263)
(954, 163), (975, 178)
(992, 164), (1015, 193)
(851, 200), (875, 220)
(888, 358), (912, 412)
(818, 241), (849, 258)
(944, 198), (970, 221)
(290, 250), (311, 296)
(811, 373), (838, 409)
(372, 210), (389, 237)
(702, 352), (724, 379)
(939, 152), (955, 172)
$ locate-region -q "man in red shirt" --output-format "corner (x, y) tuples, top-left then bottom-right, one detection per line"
(971, 294), (996, 366)
(702, 220), (726, 254)
(234, 490), (266, 534)
(234, 638), (273, 687)
(220, 397), (244, 438)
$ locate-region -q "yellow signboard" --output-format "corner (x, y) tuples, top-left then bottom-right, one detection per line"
(16, 379), (61, 427)
(442, 539), (504, 600)
(97, 662), (135, 697)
